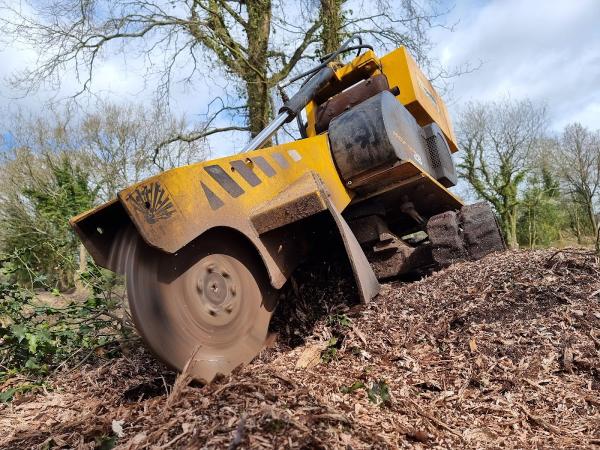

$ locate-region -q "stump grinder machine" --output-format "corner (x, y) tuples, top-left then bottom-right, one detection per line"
(70, 39), (505, 382)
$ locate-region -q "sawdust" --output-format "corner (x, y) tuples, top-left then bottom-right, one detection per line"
(1, 249), (599, 449)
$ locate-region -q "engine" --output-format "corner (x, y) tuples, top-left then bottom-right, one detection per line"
(328, 91), (457, 189)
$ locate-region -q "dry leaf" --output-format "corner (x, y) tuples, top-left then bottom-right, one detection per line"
(295, 343), (324, 369)
(469, 338), (478, 353)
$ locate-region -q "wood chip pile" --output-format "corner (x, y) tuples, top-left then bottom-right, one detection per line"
(1, 249), (599, 449)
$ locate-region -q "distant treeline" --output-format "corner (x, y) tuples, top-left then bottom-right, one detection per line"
(0, 98), (598, 291)
(457, 98), (599, 251)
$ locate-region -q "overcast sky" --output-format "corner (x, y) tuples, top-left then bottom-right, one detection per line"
(432, 0), (600, 129)
(0, 0), (599, 156)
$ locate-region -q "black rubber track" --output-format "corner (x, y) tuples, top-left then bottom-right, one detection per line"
(461, 202), (507, 260)
(427, 202), (506, 266)
(426, 210), (468, 266)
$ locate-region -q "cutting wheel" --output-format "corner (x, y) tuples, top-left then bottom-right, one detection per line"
(112, 227), (278, 382)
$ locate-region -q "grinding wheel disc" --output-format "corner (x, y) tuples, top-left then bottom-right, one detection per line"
(111, 227), (278, 382)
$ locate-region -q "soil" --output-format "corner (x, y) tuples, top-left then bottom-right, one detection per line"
(1, 249), (599, 449)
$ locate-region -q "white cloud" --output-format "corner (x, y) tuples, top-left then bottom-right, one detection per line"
(431, 0), (600, 131)
(1, 0), (598, 157)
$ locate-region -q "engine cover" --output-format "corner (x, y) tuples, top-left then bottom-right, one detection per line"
(328, 91), (455, 188)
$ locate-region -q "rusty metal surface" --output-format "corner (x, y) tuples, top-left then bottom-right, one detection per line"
(347, 160), (463, 240)
(69, 199), (129, 271)
(315, 74), (389, 134)
(349, 214), (434, 279)
(368, 241), (433, 280)
(323, 194), (380, 303)
(250, 172), (327, 234)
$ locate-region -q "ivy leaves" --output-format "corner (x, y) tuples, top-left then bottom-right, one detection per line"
(0, 280), (123, 391)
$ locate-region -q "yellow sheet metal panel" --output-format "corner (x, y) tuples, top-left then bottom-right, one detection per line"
(380, 47), (458, 152)
(115, 134), (352, 255)
(330, 49), (381, 83)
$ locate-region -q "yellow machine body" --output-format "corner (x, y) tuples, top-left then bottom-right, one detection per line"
(70, 46), (462, 303)
(304, 48), (458, 152)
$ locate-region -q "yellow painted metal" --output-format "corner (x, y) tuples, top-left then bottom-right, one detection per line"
(71, 45), (463, 293)
(305, 50), (382, 137)
(330, 49), (382, 82)
(115, 133), (351, 257)
(304, 46), (458, 152)
(380, 47), (457, 152)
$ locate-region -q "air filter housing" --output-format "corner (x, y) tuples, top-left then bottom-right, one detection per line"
(328, 91), (457, 188)
(422, 123), (457, 187)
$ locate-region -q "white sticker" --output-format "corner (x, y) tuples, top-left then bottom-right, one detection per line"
(287, 149), (302, 162)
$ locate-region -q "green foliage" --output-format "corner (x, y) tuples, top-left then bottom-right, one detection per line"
(340, 380), (365, 394)
(321, 337), (339, 363)
(457, 99), (547, 248)
(318, 0), (349, 56)
(517, 168), (569, 247)
(0, 278), (123, 384)
(1, 156), (96, 289)
(366, 379), (391, 405)
(0, 382), (43, 403)
(326, 313), (351, 328)
(340, 378), (391, 406)
(321, 313), (351, 362)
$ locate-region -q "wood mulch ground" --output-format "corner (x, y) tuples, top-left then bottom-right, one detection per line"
(1, 249), (599, 449)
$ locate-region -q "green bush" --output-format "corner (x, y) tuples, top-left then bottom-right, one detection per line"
(0, 272), (125, 385)
(0, 155), (96, 290)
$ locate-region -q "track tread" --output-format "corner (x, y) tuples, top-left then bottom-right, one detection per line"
(427, 202), (505, 266)
(460, 202), (507, 260)
(426, 210), (467, 266)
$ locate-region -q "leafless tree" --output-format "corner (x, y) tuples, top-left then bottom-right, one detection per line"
(0, 102), (205, 201)
(316, 0), (475, 87)
(457, 98), (548, 248)
(318, 0), (441, 58)
(1, 0), (457, 150)
(555, 123), (600, 234)
(0, 1), (322, 140)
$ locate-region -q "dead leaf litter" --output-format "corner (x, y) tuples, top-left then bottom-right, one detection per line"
(1, 249), (599, 449)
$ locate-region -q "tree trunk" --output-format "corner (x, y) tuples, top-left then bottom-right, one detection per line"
(245, 78), (271, 137)
(505, 208), (519, 249)
(586, 200), (597, 234)
(320, 0), (345, 55)
(74, 242), (88, 292)
(527, 206), (533, 248)
(573, 208), (582, 244)
(245, 0), (272, 138)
